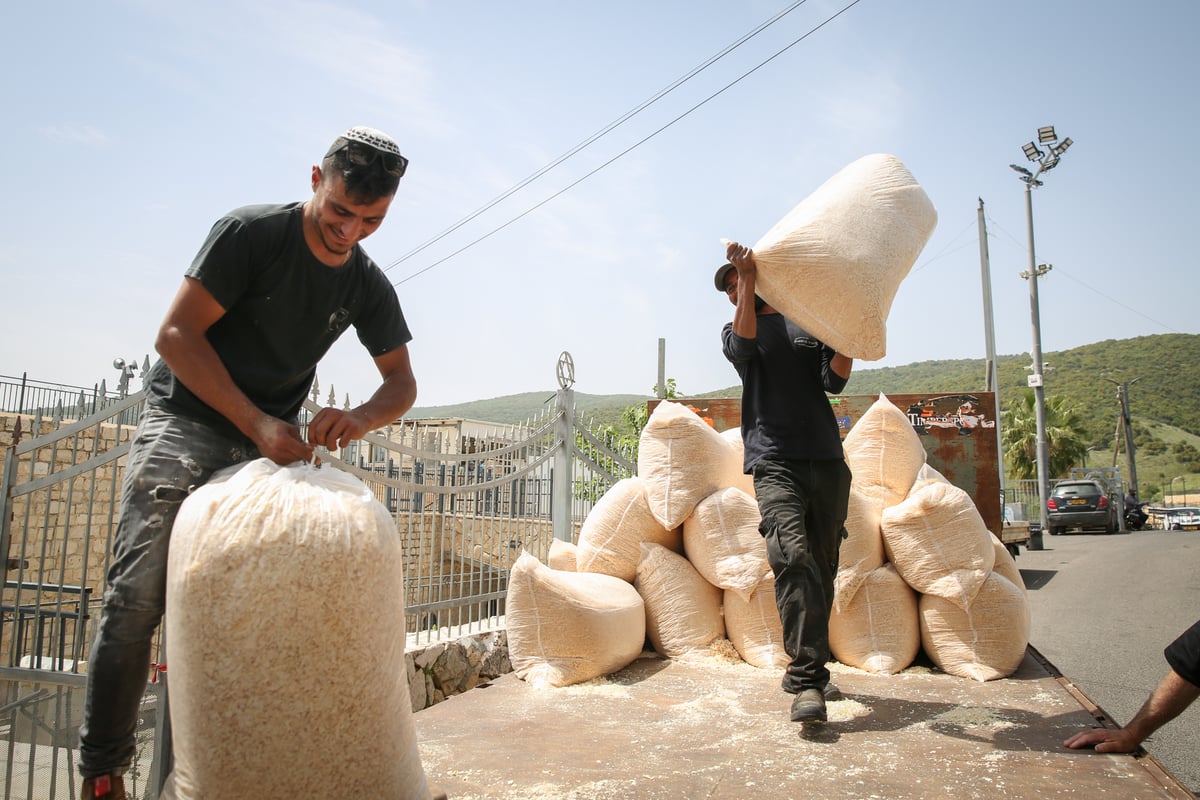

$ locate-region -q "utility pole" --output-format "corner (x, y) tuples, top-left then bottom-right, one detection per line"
(977, 199), (1006, 512)
(1105, 376), (1141, 496)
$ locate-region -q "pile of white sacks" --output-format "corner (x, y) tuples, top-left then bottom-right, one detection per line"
(506, 396), (1029, 689)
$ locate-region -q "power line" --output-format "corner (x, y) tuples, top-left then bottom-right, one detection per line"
(391, 0), (864, 287)
(381, 0), (814, 276)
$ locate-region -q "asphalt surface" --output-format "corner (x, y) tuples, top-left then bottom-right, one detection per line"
(1019, 528), (1200, 794)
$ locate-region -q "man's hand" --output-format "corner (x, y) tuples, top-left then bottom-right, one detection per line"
(1063, 727), (1141, 753)
(249, 416), (315, 465)
(725, 240), (756, 276)
(307, 407), (373, 451)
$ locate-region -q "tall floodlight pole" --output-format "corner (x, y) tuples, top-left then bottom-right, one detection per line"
(1010, 126), (1073, 548)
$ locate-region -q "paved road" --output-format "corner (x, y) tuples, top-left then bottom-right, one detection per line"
(1019, 528), (1200, 794)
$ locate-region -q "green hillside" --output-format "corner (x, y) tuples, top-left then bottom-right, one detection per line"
(406, 333), (1200, 500)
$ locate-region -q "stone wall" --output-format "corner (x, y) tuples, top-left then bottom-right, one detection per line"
(406, 628), (512, 712)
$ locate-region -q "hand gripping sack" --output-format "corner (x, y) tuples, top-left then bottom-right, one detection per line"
(745, 153), (937, 360)
(506, 552), (646, 687)
(163, 459), (435, 800)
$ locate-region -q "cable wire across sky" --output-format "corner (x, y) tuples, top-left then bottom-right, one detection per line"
(388, 0), (864, 287)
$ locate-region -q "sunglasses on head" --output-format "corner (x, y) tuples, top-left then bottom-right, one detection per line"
(325, 139), (409, 178)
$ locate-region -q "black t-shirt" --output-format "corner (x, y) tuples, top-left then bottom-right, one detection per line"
(1165, 619), (1200, 687)
(721, 313), (848, 471)
(146, 202), (411, 434)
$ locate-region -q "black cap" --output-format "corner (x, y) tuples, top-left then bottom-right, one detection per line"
(714, 262), (735, 292)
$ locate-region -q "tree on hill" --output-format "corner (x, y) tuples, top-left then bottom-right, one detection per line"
(1001, 390), (1089, 480)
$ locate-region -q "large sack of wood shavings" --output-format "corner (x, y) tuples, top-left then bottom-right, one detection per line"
(918, 571), (1030, 681)
(682, 486), (769, 603)
(723, 571), (789, 669)
(576, 477), (680, 582)
(989, 539), (1026, 597)
(843, 394), (927, 512)
(829, 563), (920, 675)
(743, 153), (937, 360)
(638, 401), (740, 529)
(635, 543), (724, 658)
(833, 487), (886, 611)
(880, 480), (996, 610)
(719, 427), (756, 497)
(162, 459), (435, 800)
(506, 552), (646, 687)
(548, 538), (579, 571)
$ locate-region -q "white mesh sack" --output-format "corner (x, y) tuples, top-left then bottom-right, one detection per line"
(743, 153), (937, 360)
(506, 552), (646, 688)
(880, 479), (996, 611)
(635, 543), (725, 659)
(576, 476), (681, 582)
(682, 486), (769, 603)
(719, 427), (757, 497)
(163, 459), (435, 800)
(723, 571), (790, 669)
(919, 571), (1030, 682)
(638, 401), (741, 529)
(843, 394), (927, 513)
(829, 563), (920, 675)
(832, 486), (886, 612)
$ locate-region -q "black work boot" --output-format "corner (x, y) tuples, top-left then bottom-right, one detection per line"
(823, 683), (843, 701)
(789, 688), (827, 722)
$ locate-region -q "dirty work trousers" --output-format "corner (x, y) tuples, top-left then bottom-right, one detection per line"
(752, 457), (851, 694)
(78, 406), (259, 778)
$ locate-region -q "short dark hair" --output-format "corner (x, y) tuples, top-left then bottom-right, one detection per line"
(322, 145), (402, 201)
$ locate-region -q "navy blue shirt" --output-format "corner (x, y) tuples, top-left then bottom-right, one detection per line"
(722, 313), (847, 472)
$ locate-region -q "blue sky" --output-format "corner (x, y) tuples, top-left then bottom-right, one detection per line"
(2, 1), (1196, 409)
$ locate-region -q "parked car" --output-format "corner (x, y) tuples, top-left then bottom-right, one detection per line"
(1163, 507), (1200, 531)
(1046, 479), (1117, 535)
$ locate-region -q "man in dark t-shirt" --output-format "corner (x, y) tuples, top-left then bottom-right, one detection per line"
(717, 240), (853, 724)
(78, 127), (424, 800)
(1065, 619), (1200, 753)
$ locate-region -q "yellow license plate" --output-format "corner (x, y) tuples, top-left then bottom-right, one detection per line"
(1068, 498), (1087, 505)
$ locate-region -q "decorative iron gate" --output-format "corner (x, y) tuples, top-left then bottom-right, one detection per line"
(0, 353), (635, 800)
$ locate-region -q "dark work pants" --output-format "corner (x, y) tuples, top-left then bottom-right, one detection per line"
(78, 407), (258, 778)
(752, 458), (851, 694)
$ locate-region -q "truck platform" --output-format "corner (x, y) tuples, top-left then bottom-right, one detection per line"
(413, 645), (1193, 800)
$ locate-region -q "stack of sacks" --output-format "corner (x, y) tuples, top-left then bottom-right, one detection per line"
(635, 543), (725, 658)
(637, 401), (743, 529)
(830, 395), (926, 674)
(575, 477), (681, 582)
(741, 153), (938, 361)
(508, 403), (793, 686)
(506, 552), (646, 688)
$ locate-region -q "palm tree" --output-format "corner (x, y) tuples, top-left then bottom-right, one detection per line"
(1002, 390), (1090, 480)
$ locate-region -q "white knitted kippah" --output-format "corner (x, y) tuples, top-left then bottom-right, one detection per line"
(340, 126), (401, 155)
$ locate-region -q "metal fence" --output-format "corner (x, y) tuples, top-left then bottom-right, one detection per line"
(0, 363), (636, 800)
